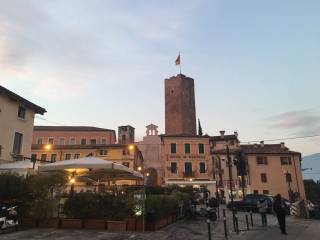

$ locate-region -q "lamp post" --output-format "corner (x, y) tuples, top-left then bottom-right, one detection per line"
(226, 144), (236, 231)
(284, 170), (293, 201)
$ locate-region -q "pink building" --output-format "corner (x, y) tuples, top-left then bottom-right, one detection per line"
(32, 126), (116, 146)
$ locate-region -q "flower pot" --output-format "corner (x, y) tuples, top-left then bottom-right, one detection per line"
(84, 219), (106, 230)
(61, 219), (83, 229)
(126, 216), (136, 231)
(38, 218), (60, 228)
(19, 218), (36, 228)
(107, 220), (127, 231)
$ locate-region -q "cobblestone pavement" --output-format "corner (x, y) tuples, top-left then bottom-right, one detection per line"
(1, 209), (318, 240)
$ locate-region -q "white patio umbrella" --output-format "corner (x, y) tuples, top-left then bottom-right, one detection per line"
(38, 157), (143, 180)
(0, 160), (37, 175)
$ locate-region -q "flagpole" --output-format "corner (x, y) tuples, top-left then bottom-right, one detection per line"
(179, 51), (182, 74)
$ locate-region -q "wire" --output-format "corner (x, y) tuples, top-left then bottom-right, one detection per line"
(35, 116), (65, 126)
(242, 134), (320, 144)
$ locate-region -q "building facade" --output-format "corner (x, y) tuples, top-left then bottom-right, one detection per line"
(210, 131), (306, 201)
(137, 124), (163, 186)
(0, 86), (46, 163)
(31, 125), (143, 169)
(242, 142), (306, 200)
(162, 135), (215, 192)
(32, 126), (116, 147)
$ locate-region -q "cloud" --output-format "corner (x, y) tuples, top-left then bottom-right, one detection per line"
(269, 109), (320, 135)
(0, 0), (199, 100)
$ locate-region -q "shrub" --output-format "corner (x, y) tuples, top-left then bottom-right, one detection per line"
(63, 192), (135, 220)
(146, 194), (179, 221)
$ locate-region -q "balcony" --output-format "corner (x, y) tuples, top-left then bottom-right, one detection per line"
(183, 171), (195, 178)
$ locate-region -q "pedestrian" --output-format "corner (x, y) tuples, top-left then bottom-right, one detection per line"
(273, 194), (287, 235)
(257, 198), (268, 227)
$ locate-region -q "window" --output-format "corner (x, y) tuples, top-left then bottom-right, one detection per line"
(18, 106), (26, 119)
(256, 156), (268, 165)
(99, 149), (108, 156)
(185, 143), (191, 154)
(59, 138), (65, 145)
(74, 153), (80, 159)
(170, 143), (176, 154)
(122, 162), (130, 168)
(48, 138), (54, 144)
(81, 138), (86, 145)
(13, 132), (23, 154)
(261, 173), (267, 183)
(41, 154), (47, 161)
(263, 190), (269, 195)
(69, 138), (76, 145)
(37, 138), (43, 145)
(285, 173), (292, 182)
(185, 162), (193, 174)
(90, 139), (97, 145)
(171, 162), (177, 173)
(199, 162), (206, 173)
(198, 143), (205, 154)
(31, 154), (37, 160)
(51, 154), (57, 162)
(65, 154), (71, 160)
(122, 148), (129, 155)
(253, 190), (259, 194)
(280, 157), (292, 165)
(101, 138), (107, 144)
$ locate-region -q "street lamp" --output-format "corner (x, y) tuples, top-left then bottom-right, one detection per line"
(44, 144), (52, 150)
(226, 144), (236, 232)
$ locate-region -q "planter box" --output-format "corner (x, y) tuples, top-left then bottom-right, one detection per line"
(127, 216), (137, 231)
(19, 218), (36, 228)
(61, 219), (83, 229)
(107, 221), (127, 231)
(84, 219), (106, 230)
(38, 218), (60, 228)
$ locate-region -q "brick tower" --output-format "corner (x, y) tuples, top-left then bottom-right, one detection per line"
(165, 74), (196, 135)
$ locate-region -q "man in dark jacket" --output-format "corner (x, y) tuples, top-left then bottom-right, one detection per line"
(273, 194), (287, 234)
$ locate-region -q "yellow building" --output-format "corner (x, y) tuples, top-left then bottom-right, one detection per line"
(210, 131), (306, 201)
(0, 86), (46, 163)
(161, 134), (215, 192)
(242, 142), (306, 200)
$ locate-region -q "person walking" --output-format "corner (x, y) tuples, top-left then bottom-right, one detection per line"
(273, 194), (287, 235)
(257, 198), (268, 227)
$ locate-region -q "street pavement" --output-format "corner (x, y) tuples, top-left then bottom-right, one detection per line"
(0, 210), (319, 239)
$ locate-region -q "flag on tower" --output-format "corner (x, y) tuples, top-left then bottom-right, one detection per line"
(175, 53), (180, 65)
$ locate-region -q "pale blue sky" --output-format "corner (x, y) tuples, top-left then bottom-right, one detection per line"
(0, 0), (319, 155)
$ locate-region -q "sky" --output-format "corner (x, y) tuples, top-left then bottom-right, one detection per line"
(0, 0), (319, 156)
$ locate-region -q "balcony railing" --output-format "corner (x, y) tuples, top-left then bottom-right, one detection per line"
(183, 171), (195, 178)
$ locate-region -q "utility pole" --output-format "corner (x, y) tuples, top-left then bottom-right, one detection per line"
(226, 144), (236, 231)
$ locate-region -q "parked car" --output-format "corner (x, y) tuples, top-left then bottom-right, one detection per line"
(226, 194), (273, 213)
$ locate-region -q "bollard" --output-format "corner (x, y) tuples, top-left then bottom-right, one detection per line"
(245, 213), (249, 230)
(223, 209), (228, 239)
(235, 215), (239, 235)
(207, 219), (212, 240)
(250, 210), (253, 228)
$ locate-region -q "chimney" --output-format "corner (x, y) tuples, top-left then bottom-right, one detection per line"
(220, 130), (225, 138)
(280, 142), (285, 148)
(260, 141), (264, 147)
(234, 131), (238, 137)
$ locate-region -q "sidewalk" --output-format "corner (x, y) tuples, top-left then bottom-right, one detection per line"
(234, 215), (320, 240)
(0, 210), (319, 239)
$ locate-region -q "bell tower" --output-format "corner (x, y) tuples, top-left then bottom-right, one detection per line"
(165, 74), (196, 135)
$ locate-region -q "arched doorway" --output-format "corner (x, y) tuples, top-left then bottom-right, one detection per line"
(145, 168), (158, 186)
